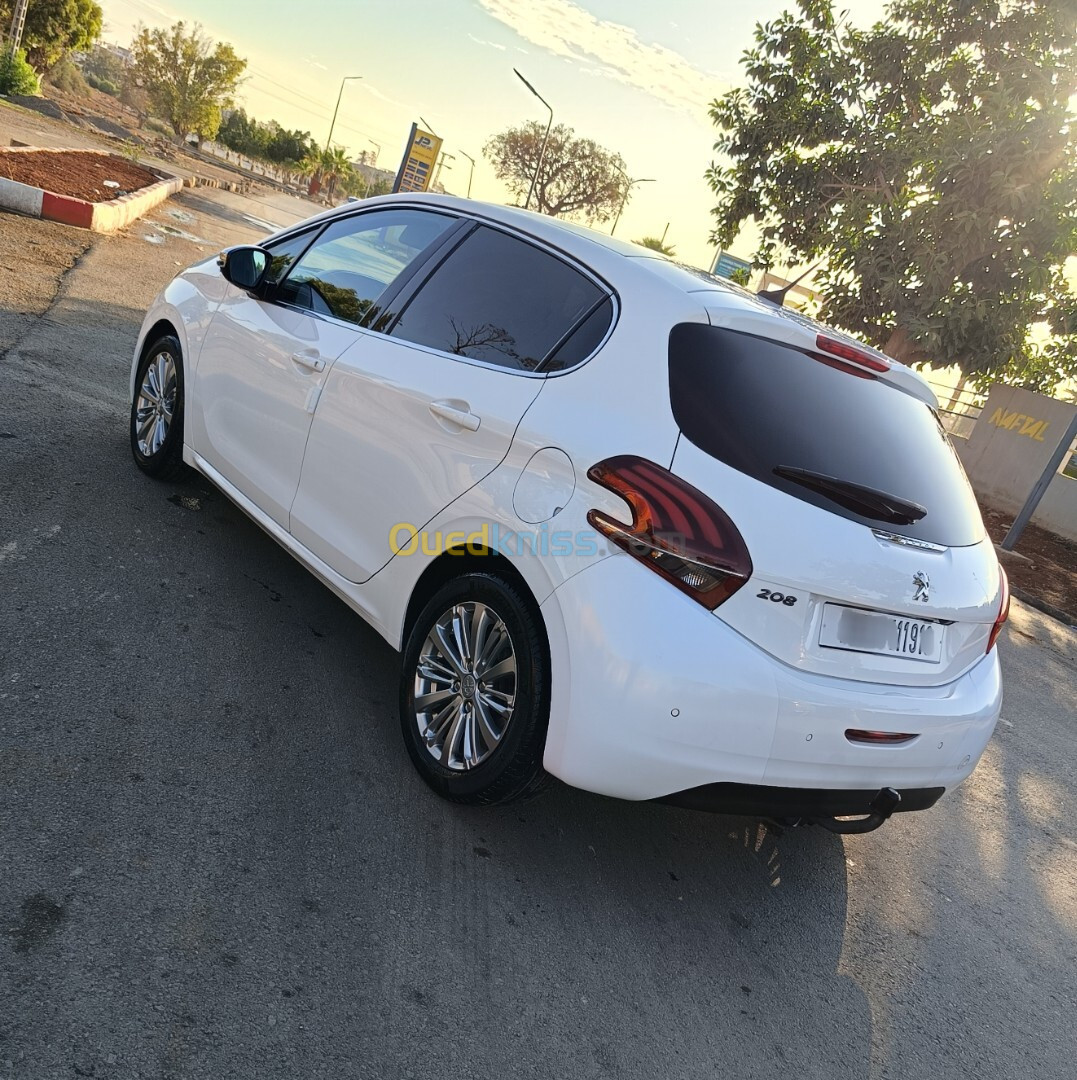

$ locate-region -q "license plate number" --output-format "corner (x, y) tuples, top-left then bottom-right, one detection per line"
(819, 605), (944, 663)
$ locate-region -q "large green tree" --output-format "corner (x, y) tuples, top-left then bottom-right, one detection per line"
(484, 121), (628, 222)
(131, 21), (246, 143)
(707, 0), (1077, 386)
(0, 0), (102, 72)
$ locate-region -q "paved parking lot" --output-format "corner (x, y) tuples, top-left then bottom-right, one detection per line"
(1, 186), (1075, 1080)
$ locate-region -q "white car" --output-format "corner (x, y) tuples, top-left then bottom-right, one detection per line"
(129, 194), (1007, 832)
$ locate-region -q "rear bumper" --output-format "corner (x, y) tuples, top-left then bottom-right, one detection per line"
(540, 554), (1002, 804)
(660, 782), (944, 818)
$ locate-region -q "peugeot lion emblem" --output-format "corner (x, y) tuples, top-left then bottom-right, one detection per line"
(912, 571), (931, 603)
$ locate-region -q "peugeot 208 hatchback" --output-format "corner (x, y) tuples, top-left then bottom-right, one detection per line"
(129, 193), (1006, 832)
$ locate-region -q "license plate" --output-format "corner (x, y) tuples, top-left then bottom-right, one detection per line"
(819, 604), (944, 663)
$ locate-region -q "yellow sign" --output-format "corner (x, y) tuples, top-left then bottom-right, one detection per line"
(988, 407), (1050, 442)
(393, 124), (443, 194)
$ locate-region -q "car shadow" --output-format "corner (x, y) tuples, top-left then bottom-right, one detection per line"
(134, 466), (875, 1079)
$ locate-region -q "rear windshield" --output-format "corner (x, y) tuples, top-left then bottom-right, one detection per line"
(668, 324), (984, 547)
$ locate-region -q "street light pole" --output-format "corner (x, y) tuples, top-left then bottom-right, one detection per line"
(459, 151), (476, 198)
(513, 68), (553, 212)
(324, 75), (362, 154)
(611, 174), (655, 236)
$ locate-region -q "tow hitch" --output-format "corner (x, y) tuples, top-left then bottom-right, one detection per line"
(810, 787), (902, 834)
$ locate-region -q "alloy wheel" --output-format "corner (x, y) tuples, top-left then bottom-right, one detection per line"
(134, 351), (178, 457)
(413, 601), (518, 771)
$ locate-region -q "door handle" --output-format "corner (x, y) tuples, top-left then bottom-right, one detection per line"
(429, 401), (481, 431)
(291, 352), (326, 373)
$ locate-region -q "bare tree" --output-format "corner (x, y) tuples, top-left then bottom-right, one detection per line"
(484, 122), (628, 223)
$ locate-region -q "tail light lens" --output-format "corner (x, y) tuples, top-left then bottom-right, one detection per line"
(816, 334), (891, 373)
(987, 565), (1010, 653)
(587, 456), (752, 609)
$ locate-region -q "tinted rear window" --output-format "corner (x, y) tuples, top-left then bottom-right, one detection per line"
(669, 324), (984, 547)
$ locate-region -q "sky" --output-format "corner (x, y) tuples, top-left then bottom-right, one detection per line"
(97, 0), (888, 269)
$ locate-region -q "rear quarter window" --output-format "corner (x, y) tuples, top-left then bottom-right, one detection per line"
(668, 324), (985, 547)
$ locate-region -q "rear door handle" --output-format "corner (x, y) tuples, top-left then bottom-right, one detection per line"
(291, 351), (326, 373)
(429, 401), (481, 431)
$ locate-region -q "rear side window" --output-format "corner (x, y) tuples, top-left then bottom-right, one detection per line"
(669, 324), (984, 547)
(543, 297), (614, 373)
(390, 226), (603, 371)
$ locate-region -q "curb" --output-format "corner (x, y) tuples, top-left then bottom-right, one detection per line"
(1011, 587), (1077, 630)
(0, 147), (182, 233)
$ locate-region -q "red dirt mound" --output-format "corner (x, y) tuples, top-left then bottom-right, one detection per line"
(0, 150), (161, 203)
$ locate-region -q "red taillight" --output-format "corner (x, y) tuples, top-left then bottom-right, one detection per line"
(816, 334), (891, 373)
(846, 729), (919, 745)
(987, 565), (1010, 653)
(587, 456), (752, 609)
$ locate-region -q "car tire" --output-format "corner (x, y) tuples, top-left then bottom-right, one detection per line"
(130, 333), (186, 480)
(399, 572), (552, 805)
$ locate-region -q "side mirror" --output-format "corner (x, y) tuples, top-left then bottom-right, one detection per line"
(218, 246), (269, 291)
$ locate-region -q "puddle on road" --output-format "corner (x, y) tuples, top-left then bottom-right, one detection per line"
(144, 220), (207, 245)
(165, 209), (197, 226)
(142, 234), (165, 245)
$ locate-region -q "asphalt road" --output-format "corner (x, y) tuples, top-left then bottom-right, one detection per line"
(1, 186), (1076, 1080)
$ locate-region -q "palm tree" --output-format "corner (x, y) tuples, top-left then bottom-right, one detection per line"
(635, 236), (676, 257)
(321, 146), (352, 202)
(298, 148), (324, 198)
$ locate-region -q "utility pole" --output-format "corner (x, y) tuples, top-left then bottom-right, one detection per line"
(7, 0), (29, 59)
(432, 151), (455, 190)
(324, 75), (362, 155)
(459, 151), (476, 198)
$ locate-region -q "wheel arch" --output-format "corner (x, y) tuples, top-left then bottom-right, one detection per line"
(130, 315), (183, 403)
(402, 545), (549, 661)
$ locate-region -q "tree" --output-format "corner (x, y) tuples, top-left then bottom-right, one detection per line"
(263, 124), (314, 168)
(217, 107), (270, 158)
(0, 0), (102, 72)
(0, 49), (39, 95)
(320, 146), (352, 200)
(131, 22), (246, 143)
(484, 121), (628, 222)
(707, 0), (1077, 386)
(635, 236), (676, 256)
(0, 0), (88, 73)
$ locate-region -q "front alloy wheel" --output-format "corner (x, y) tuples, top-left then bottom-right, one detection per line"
(134, 350), (177, 458)
(130, 333), (185, 480)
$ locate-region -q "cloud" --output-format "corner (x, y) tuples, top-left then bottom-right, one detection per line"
(476, 0), (723, 115)
(361, 81), (420, 114)
(304, 54), (328, 71)
(468, 33), (507, 51)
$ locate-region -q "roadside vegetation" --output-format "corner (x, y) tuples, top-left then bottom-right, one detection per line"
(708, 0), (1077, 393)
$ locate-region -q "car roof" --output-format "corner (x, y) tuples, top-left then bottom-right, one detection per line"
(297, 192), (937, 404)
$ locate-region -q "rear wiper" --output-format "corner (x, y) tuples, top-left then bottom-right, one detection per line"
(773, 466), (927, 525)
